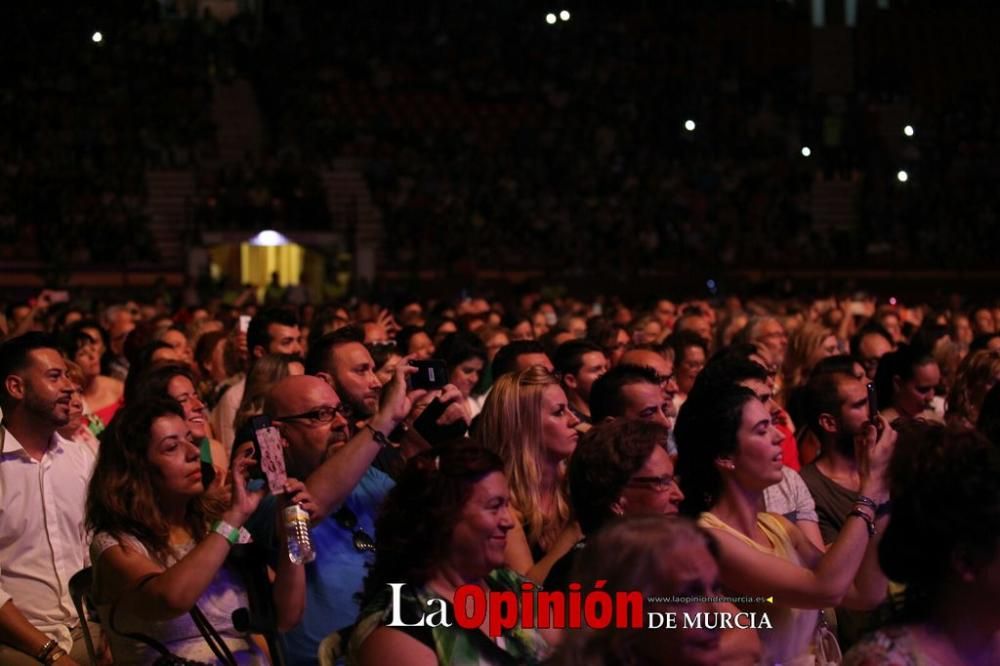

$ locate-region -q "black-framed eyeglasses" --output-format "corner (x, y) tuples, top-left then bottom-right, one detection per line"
(627, 474), (678, 492)
(275, 405), (346, 425)
(334, 505), (375, 553)
(653, 372), (674, 385)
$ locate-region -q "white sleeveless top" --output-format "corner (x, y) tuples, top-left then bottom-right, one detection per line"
(91, 532), (267, 665)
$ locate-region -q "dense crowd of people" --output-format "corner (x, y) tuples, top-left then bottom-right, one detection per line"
(1, 286), (999, 665)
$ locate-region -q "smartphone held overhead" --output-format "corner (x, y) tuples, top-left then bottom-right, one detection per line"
(408, 359), (449, 390)
(249, 415), (287, 493)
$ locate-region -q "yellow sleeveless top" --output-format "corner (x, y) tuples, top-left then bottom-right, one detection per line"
(699, 511), (820, 666)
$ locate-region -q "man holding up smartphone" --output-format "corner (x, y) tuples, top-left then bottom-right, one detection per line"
(247, 359), (419, 664)
(305, 327), (470, 477)
(798, 368), (896, 648)
(799, 370), (884, 544)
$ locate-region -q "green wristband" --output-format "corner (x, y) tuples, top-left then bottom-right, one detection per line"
(211, 520), (241, 545)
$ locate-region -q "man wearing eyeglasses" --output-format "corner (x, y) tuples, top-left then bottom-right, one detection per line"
(589, 364), (679, 454)
(619, 346), (680, 407)
(247, 363), (418, 665)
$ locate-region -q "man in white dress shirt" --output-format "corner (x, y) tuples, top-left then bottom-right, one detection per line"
(0, 333), (97, 665)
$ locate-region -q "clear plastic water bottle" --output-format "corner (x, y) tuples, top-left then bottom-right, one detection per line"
(284, 504), (316, 564)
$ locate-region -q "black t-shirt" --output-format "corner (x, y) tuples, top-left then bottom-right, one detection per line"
(543, 538), (587, 591)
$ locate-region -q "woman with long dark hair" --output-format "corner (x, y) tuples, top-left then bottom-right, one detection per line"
(674, 384), (895, 665)
(86, 398), (308, 664)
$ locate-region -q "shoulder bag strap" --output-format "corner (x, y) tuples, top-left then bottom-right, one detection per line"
(189, 604), (238, 666)
(110, 571), (238, 665)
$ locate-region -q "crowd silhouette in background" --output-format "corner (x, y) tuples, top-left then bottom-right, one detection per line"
(3, 1), (1000, 273)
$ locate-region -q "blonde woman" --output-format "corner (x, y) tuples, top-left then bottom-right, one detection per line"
(476, 366), (581, 583)
(783, 323), (839, 396)
(945, 349), (1000, 428)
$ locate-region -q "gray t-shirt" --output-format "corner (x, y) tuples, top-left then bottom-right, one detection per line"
(762, 466), (819, 525)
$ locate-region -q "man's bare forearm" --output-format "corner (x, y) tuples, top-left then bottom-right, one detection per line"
(0, 600), (54, 658)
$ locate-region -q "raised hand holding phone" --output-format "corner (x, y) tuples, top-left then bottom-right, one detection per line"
(256, 424), (289, 494)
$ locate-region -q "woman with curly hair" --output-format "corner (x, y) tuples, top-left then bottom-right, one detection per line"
(945, 349), (1000, 428)
(348, 445), (553, 665)
(674, 383), (895, 665)
(476, 366), (581, 583)
(844, 423), (1000, 665)
(86, 398), (308, 664)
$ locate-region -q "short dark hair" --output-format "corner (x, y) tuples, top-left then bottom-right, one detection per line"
(396, 325), (430, 356)
(0, 332), (60, 408)
(247, 308), (299, 359)
(61, 319), (108, 358)
(666, 329), (708, 360)
(569, 419), (669, 535)
(688, 354), (768, 402)
(873, 343), (935, 408)
(490, 339), (547, 380)
(437, 331), (487, 374)
(849, 323), (893, 359)
(802, 369), (857, 437)
(810, 354), (859, 379)
(553, 339), (605, 379)
(304, 326), (365, 375)
(586, 317), (627, 354)
(127, 341), (175, 386)
(124, 362), (196, 405)
(713, 342), (765, 364)
(589, 364), (661, 423)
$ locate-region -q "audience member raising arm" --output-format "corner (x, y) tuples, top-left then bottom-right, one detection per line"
(85, 398), (308, 664)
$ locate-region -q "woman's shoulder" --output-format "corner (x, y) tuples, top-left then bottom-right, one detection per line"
(90, 531), (153, 568)
(844, 625), (924, 666)
(96, 374), (125, 396)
